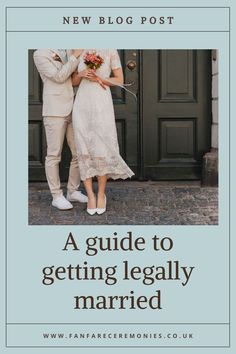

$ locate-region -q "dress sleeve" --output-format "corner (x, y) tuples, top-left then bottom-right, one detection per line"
(110, 49), (122, 70)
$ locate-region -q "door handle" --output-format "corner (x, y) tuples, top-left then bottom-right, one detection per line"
(126, 60), (136, 71)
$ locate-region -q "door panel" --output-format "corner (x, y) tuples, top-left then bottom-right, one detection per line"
(142, 50), (211, 179)
(160, 51), (196, 102)
(160, 119), (195, 158)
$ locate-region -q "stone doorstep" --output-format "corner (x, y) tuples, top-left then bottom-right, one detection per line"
(202, 149), (218, 187)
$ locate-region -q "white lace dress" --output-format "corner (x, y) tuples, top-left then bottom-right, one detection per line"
(72, 49), (134, 181)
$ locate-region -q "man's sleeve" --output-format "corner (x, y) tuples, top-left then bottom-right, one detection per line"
(33, 51), (79, 83)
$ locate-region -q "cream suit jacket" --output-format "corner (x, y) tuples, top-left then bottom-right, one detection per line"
(33, 49), (80, 117)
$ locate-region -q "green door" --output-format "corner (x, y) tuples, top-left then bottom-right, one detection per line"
(28, 50), (45, 180)
(141, 50), (212, 179)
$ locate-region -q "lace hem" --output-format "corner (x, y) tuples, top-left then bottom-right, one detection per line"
(78, 155), (134, 181)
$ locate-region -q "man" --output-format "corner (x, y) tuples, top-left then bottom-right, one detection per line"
(33, 49), (88, 210)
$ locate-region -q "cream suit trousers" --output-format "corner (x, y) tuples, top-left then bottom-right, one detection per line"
(43, 115), (80, 198)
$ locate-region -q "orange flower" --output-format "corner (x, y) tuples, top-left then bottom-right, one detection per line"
(84, 51), (104, 70)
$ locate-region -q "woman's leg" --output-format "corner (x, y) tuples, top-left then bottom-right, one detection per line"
(97, 175), (107, 208)
(83, 178), (96, 209)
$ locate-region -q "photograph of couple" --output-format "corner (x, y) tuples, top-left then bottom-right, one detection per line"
(29, 49), (218, 225)
(33, 49), (133, 217)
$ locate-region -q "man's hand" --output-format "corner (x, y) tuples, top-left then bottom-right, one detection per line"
(71, 71), (81, 86)
(71, 49), (83, 58)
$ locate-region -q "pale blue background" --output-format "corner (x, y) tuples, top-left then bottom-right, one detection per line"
(7, 7), (229, 32)
(0, 0), (235, 353)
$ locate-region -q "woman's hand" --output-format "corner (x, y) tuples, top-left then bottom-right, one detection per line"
(77, 69), (107, 89)
(78, 69), (93, 79)
(86, 70), (107, 90)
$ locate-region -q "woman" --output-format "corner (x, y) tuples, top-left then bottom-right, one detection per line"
(72, 49), (134, 215)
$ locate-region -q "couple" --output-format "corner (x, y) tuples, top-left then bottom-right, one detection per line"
(33, 49), (134, 215)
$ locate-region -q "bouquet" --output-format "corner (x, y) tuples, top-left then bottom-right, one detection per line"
(83, 51), (104, 70)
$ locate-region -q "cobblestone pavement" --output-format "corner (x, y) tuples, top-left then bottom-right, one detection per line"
(28, 181), (218, 225)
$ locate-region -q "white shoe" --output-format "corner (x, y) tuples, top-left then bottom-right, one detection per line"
(67, 191), (88, 203)
(86, 194), (97, 215)
(86, 208), (97, 216)
(52, 195), (73, 210)
(97, 195), (107, 215)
